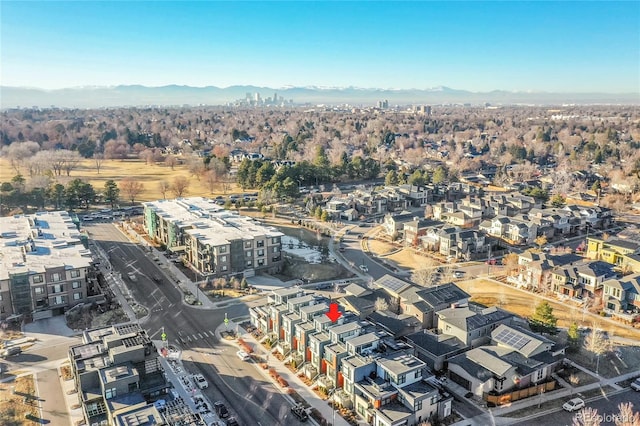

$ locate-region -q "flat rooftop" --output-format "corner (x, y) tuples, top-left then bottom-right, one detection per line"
(144, 197), (283, 246)
(0, 211), (91, 280)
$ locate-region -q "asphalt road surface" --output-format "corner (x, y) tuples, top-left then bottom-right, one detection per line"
(86, 222), (306, 426)
(514, 389), (640, 426)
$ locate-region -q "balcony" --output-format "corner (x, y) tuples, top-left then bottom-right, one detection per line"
(315, 374), (335, 392)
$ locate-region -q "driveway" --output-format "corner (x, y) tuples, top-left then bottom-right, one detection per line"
(37, 367), (70, 426)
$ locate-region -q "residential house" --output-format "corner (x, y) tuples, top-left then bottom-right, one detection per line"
(436, 304), (516, 348)
(509, 252), (582, 291)
(405, 331), (466, 371)
(602, 273), (640, 320)
(551, 261), (617, 301)
(401, 283), (470, 329)
(383, 212), (417, 238)
(586, 237), (640, 271)
(447, 324), (563, 404)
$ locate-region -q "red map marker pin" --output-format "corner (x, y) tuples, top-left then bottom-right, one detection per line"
(326, 302), (342, 322)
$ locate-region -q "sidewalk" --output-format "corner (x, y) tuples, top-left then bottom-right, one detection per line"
(216, 320), (352, 426)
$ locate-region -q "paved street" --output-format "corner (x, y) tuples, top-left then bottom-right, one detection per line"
(86, 222), (306, 426)
(515, 389), (640, 426)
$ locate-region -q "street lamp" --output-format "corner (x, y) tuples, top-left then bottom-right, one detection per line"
(328, 388), (336, 426)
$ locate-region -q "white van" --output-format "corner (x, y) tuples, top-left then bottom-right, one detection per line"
(237, 350), (250, 361)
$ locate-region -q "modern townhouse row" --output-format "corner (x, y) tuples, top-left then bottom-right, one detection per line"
(380, 195), (613, 260)
(250, 274), (566, 425)
(0, 211), (99, 322)
(142, 197), (283, 279)
(510, 247), (640, 322)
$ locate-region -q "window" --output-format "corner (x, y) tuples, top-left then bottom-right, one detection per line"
(247, 260), (252, 267)
(105, 388), (117, 399)
(70, 270), (80, 278)
(245, 241), (252, 248)
(273, 246), (279, 253)
(74, 292), (82, 300)
(51, 273), (61, 282)
(257, 249), (264, 257)
(415, 369), (423, 378)
(397, 374), (406, 385)
(51, 284), (64, 294)
(415, 400), (423, 411)
(128, 382), (137, 392)
(34, 287), (44, 294)
(272, 237), (278, 244)
(257, 240), (264, 248)
(246, 250), (252, 257)
(219, 246), (227, 254)
(221, 266), (227, 271)
(72, 281), (81, 289)
(33, 274), (43, 284)
(220, 255), (227, 263)
(258, 259), (264, 266)
(53, 296), (65, 305)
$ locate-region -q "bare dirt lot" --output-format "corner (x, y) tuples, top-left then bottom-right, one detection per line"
(0, 375), (40, 424)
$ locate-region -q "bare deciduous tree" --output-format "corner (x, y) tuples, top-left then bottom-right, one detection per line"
(171, 176), (190, 198)
(374, 297), (389, 312)
(411, 261), (439, 287)
(93, 153), (104, 174)
(158, 180), (170, 200)
(120, 178), (144, 205)
(165, 154), (178, 170)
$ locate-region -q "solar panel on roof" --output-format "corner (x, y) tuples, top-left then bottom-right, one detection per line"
(494, 328), (531, 350)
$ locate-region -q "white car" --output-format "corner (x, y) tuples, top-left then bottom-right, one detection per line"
(563, 398), (585, 412)
(453, 271), (464, 278)
(631, 378), (640, 391)
(359, 264), (369, 272)
(193, 374), (208, 389)
(237, 350), (250, 361)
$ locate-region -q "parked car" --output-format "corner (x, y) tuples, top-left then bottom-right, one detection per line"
(193, 374), (208, 389)
(631, 378), (640, 391)
(359, 264), (369, 272)
(291, 405), (309, 422)
(237, 350), (251, 361)
(453, 271), (464, 278)
(214, 401), (229, 418)
(1, 347), (21, 357)
(563, 398), (585, 412)
(224, 417), (239, 426)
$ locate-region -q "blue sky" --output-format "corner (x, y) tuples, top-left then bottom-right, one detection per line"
(1, 1), (638, 93)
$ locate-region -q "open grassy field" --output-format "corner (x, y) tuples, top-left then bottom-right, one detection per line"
(0, 157), (241, 202)
(458, 279), (640, 340)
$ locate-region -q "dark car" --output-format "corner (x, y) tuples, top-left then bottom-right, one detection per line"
(1, 347), (21, 357)
(225, 417), (239, 426)
(291, 405), (308, 422)
(214, 401), (229, 418)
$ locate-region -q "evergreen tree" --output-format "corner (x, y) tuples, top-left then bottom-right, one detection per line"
(567, 322), (580, 351)
(529, 301), (558, 334)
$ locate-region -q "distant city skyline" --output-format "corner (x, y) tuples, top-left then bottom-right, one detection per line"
(1, 1), (638, 94)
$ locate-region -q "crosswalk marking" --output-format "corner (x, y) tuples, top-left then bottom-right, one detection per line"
(187, 336), (192, 342)
(198, 333), (203, 339)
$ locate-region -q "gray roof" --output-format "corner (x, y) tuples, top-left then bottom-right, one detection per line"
(405, 331), (466, 356)
(416, 283), (470, 308)
(438, 306), (513, 332)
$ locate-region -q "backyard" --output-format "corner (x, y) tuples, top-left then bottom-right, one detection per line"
(458, 279), (640, 340)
